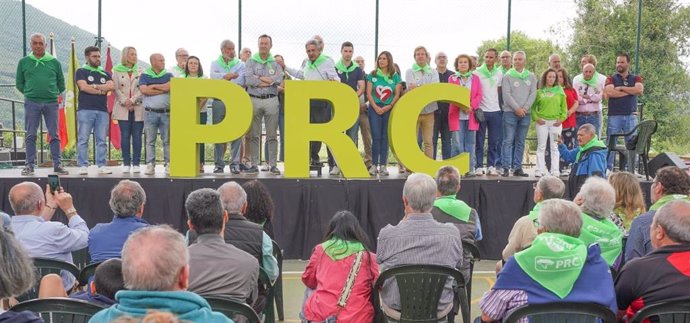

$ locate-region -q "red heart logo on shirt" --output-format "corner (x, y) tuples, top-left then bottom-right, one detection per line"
(376, 85), (392, 102)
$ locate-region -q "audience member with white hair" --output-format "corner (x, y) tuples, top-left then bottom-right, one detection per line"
(574, 177), (623, 266)
(0, 227), (42, 322)
(558, 123), (607, 196)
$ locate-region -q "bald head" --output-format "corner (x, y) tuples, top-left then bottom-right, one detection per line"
(149, 53), (165, 71)
(9, 182), (44, 215)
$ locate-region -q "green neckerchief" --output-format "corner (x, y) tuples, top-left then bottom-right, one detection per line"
(113, 63), (138, 73)
(412, 63), (432, 73)
(306, 54), (328, 70)
(579, 213), (623, 266)
(335, 59), (358, 79)
(506, 67), (530, 80)
(321, 238), (365, 261)
(581, 73), (599, 87)
(455, 70), (473, 79)
(527, 202), (542, 224)
(650, 194), (690, 211)
(540, 85), (565, 96)
(514, 232), (587, 299)
(575, 135), (607, 162)
(476, 64), (499, 85)
(217, 55), (240, 72)
(433, 195), (471, 222)
(497, 65), (510, 74)
(144, 67), (168, 78)
(81, 64), (107, 77)
(250, 52), (275, 65)
(376, 68), (393, 83)
(28, 52), (55, 67)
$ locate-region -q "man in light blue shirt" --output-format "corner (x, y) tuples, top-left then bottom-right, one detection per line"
(210, 39), (246, 174)
(9, 182), (89, 291)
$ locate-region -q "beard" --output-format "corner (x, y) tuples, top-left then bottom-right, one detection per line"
(616, 66), (626, 73)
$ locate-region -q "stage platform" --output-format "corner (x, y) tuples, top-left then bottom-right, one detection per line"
(0, 165), (652, 260)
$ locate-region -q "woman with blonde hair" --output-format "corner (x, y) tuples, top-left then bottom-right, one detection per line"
(112, 46), (144, 173)
(608, 171), (646, 234)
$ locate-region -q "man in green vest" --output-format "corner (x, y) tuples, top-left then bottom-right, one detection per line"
(574, 177), (623, 267)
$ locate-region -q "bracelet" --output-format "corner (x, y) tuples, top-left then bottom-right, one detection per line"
(65, 207), (77, 216)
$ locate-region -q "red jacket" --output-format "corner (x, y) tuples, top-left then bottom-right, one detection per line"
(302, 245), (380, 322)
(563, 87), (578, 129)
(448, 74), (483, 131)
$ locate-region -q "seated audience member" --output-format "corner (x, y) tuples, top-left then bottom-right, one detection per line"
(242, 180), (275, 239)
(112, 311), (182, 323)
(575, 177), (624, 267)
(431, 165), (483, 281)
(479, 199), (617, 322)
(377, 173), (463, 319)
(558, 123), (607, 196)
(301, 211), (379, 322)
(89, 180), (149, 262)
(615, 200), (690, 321)
(626, 166), (690, 261)
(38, 258), (125, 307)
(0, 211), (10, 229)
(9, 182), (88, 291)
(88, 225), (232, 323)
(608, 171), (646, 236)
(499, 176), (565, 271)
(186, 188), (259, 305)
(0, 227), (43, 322)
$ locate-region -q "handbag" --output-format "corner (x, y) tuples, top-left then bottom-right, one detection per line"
(474, 108), (485, 123)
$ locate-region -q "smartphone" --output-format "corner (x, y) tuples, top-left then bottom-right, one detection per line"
(48, 175), (61, 193)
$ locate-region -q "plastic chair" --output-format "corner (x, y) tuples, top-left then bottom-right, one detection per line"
(462, 241), (480, 318)
(71, 247), (92, 270)
(606, 119), (657, 179)
(204, 296), (262, 323)
(11, 297), (105, 323)
(502, 302), (617, 323)
(17, 258), (81, 302)
(272, 240), (284, 321)
(259, 267), (275, 323)
(629, 299), (690, 323)
(77, 261), (103, 287)
(373, 264), (469, 323)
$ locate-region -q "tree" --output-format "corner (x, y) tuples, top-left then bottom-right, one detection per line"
(476, 31), (565, 78)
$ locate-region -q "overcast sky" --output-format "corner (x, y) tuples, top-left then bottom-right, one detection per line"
(27, 0), (582, 71)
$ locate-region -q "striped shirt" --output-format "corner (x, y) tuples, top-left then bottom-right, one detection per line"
(479, 289), (529, 322)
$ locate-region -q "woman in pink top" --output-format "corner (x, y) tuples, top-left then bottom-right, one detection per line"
(448, 54), (483, 176)
(301, 211), (379, 323)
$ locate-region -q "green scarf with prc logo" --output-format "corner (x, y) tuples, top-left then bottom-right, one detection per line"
(578, 213), (623, 266)
(433, 195), (471, 222)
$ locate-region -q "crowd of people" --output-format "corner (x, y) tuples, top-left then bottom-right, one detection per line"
(1, 164), (689, 322)
(15, 32), (643, 178)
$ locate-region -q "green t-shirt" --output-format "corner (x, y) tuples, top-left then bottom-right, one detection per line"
(15, 55), (66, 103)
(367, 72), (401, 106)
(532, 86), (567, 122)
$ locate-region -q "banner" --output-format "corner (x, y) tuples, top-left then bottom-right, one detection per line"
(105, 46), (121, 150)
(63, 38), (78, 150)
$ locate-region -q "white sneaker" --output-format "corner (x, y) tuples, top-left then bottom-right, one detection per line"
(122, 166), (131, 173)
(78, 166), (88, 175)
(369, 165), (378, 175)
(165, 165), (170, 174)
(132, 165), (140, 173)
(144, 164), (155, 175)
(487, 166), (499, 176)
(98, 167), (112, 175)
(379, 165), (389, 176)
(475, 167), (485, 175)
(534, 170), (543, 177)
(329, 165), (341, 175)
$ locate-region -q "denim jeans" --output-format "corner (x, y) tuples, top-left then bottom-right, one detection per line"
(24, 100), (62, 167)
(501, 112), (531, 170)
(118, 114), (143, 166)
(369, 106), (391, 165)
(212, 100), (241, 168)
(199, 111), (207, 165)
(77, 109), (109, 167)
(576, 113), (601, 138)
(607, 114), (638, 170)
(144, 111), (170, 165)
(475, 110), (502, 168)
(451, 120), (476, 171)
(433, 107), (452, 160)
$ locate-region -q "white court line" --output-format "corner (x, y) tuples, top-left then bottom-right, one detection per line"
(283, 270), (496, 275)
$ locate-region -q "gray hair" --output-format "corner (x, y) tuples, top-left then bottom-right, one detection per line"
(514, 51), (526, 59)
(435, 166), (460, 196)
(186, 188), (224, 235)
(548, 54), (561, 62)
(500, 50), (512, 57)
(305, 39), (320, 49)
(539, 199), (583, 237)
(537, 176), (565, 200)
(109, 180), (147, 217)
(654, 200), (690, 244)
(220, 40), (235, 49)
(0, 229), (36, 298)
(30, 33), (46, 44)
(8, 182), (43, 215)
(217, 181), (247, 214)
(121, 225), (188, 291)
(578, 177), (616, 219)
(403, 173), (438, 213)
(579, 123), (596, 135)
(174, 47), (188, 56)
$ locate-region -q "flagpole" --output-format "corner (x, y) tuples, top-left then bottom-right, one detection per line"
(71, 37), (78, 146)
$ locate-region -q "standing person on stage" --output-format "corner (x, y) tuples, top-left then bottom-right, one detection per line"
(501, 51), (536, 177)
(366, 52), (402, 176)
(605, 53), (644, 171)
(239, 48), (253, 170)
(113, 46), (144, 174)
(448, 54), (483, 176)
(140, 53), (172, 175)
(75, 46), (115, 175)
(285, 39), (339, 172)
(209, 39), (246, 174)
(558, 68), (579, 174)
(245, 34), (283, 175)
(274, 54), (290, 163)
(532, 68), (567, 178)
(330, 41), (365, 176)
(548, 54), (562, 71)
(15, 33), (68, 175)
(405, 46), (439, 160)
(573, 63), (605, 136)
(474, 48), (503, 176)
(433, 52), (453, 160)
(240, 48), (252, 63)
(183, 56), (208, 173)
(355, 55), (374, 170)
(497, 50), (512, 74)
(168, 48), (188, 78)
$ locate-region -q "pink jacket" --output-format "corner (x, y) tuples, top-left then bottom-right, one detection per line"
(448, 74), (483, 131)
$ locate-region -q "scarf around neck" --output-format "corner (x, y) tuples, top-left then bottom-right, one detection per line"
(217, 55), (240, 72)
(321, 238), (365, 261)
(335, 59), (358, 79)
(81, 64), (107, 76)
(433, 195), (471, 222)
(28, 52), (55, 67)
(506, 67), (530, 80)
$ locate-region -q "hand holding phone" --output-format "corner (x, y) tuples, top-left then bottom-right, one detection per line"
(48, 175), (61, 193)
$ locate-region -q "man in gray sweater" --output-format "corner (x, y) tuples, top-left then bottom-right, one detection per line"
(500, 51), (537, 177)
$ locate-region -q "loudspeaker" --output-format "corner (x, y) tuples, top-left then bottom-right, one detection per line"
(648, 153), (688, 177)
